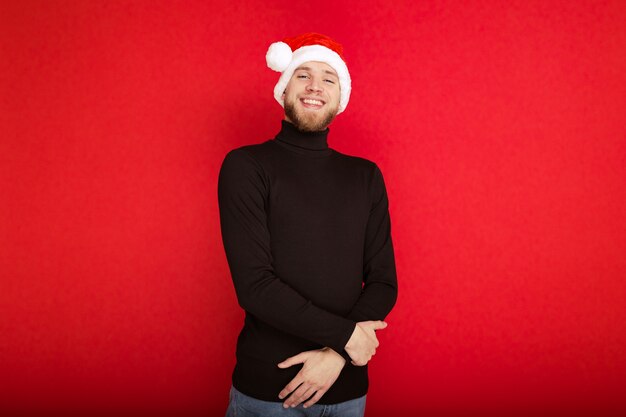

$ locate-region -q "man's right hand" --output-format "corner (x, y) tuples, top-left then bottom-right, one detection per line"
(344, 320), (387, 366)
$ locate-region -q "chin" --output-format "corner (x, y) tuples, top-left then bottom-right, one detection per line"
(285, 101), (338, 132)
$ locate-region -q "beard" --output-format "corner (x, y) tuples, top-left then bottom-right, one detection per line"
(284, 96), (339, 132)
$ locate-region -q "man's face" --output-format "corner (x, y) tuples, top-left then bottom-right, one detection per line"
(282, 61), (341, 132)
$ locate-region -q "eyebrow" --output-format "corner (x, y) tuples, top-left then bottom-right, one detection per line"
(295, 66), (339, 78)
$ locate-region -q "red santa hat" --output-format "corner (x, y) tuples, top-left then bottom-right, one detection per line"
(266, 33), (352, 114)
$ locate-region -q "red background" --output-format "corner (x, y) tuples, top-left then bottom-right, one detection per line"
(2, 1), (626, 416)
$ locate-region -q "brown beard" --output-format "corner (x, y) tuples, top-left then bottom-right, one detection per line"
(284, 97), (339, 132)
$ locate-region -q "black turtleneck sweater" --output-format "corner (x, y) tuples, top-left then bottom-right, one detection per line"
(217, 120), (398, 404)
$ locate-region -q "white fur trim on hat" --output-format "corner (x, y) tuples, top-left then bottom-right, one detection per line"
(268, 44), (352, 115)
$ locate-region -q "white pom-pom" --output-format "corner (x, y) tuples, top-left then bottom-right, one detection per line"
(266, 42), (292, 72)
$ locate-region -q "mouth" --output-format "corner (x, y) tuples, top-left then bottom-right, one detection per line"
(299, 97), (325, 110)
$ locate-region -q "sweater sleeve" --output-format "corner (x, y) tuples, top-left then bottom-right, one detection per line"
(217, 148), (356, 354)
(335, 164), (398, 363)
(347, 164), (398, 322)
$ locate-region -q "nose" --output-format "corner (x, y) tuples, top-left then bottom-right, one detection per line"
(306, 77), (323, 93)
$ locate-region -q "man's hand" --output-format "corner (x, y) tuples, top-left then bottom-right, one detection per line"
(344, 320), (387, 366)
(277, 348), (346, 409)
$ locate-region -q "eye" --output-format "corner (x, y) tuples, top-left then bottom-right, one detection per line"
(297, 74), (309, 79)
(324, 79), (335, 84)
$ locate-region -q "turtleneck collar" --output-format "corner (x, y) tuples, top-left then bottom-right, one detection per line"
(273, 120), (333, 157)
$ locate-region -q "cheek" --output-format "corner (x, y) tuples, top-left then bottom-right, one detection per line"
(284, 84), (300, 99)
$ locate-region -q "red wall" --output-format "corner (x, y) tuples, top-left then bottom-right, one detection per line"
(2, 1), (626, 416)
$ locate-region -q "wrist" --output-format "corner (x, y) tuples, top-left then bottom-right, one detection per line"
(323, 347), (347, 366)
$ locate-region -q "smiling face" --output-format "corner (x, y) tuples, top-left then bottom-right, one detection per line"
(282, 61), (341, 132)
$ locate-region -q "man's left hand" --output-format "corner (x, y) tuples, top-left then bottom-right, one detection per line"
(277, 347), (346, 408)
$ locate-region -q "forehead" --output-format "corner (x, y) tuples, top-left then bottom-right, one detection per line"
(295, 61), (338, 77)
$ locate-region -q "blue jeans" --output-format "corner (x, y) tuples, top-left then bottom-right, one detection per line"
(225, 385), (366, 417)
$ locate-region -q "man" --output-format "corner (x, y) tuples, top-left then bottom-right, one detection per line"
(218, 33), (398, 417)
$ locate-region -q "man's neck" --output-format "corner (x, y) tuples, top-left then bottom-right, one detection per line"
(274, 120), (331, 153)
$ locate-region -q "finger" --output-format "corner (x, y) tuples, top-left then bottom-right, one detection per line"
(367, 320), (387, 330)
(278, 375), (303, 400)
(283, 383), (313, 408)
(303, 390), (326, 408)
(277, 351), (311, 368)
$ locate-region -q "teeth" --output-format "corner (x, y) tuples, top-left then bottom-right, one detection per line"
(303, 99), (323, 105)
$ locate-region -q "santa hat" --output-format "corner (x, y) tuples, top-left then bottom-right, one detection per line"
(266, 33), (351, 114)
